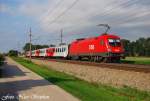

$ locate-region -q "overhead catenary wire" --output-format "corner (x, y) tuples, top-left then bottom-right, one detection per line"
(51, 0), (142, 31)
(39, 0), (65, 22)
(31, 0), (149, 45)
(36, 0), (133, 32)
(61, 0), (145, 36)
(51, 0), (140, 34)
(48, 0), (80, 25)
(32, 0), (79, 44)
(93, 0), (140, 19)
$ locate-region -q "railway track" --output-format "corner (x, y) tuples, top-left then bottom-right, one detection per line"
(31, 57), (150, 73)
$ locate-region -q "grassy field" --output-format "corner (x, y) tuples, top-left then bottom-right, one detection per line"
(12, 57), (150, 101)
(121, 57), (150, 65)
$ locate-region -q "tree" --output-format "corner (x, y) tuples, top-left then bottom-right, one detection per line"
(0, 53), (5, 62)
(8, 50), (18, 56)
(122, 37), (150, 57)
(121, 39), (130, 56)
(23, 43), (49, 51)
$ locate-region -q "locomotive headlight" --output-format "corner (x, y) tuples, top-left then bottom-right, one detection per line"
(107, 48), (112, 52)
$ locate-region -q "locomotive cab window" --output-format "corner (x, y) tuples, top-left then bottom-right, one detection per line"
(108, 39), (121, 47)
(100, 40), (104, 45)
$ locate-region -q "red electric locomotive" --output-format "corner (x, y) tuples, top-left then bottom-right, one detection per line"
(68, 34), (125, 62)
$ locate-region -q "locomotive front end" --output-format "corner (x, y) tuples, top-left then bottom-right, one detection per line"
(105, 35), (125, 61)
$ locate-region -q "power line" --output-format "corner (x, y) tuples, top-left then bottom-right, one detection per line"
(40, 0), (65, 22)
(94, 0), (140, 19)
(31, 0), (79, 44)
(111, 12), (150, 27)
(32, 0), (148, 44)
(61, 0), (142, 34)
(48, 0), (80, 25)
(35, 0), (120, 36)
(55, 0), (138, 31)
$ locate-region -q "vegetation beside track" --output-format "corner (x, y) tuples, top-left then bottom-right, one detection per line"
(0, 54), (5, 66)
(12, 57), (150, 101)
(0, 54), (5, 77)
(121, 57), (150, 65)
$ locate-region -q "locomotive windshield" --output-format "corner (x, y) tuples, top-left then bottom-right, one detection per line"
(108, 39), (121, 47)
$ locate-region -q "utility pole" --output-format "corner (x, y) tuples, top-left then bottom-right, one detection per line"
(29, 27), (32, 61)
(60, 29), (63, 44)
(17, 41), (20, 56)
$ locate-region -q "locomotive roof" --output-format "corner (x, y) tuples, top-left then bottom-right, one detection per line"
(74, 34), (119, 43)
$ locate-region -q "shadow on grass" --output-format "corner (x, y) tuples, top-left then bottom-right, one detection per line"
(45, 77), (75, 84)
(121, 60), (135, 64)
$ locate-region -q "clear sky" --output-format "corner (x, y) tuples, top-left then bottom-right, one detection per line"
(0, 0), (150, 53)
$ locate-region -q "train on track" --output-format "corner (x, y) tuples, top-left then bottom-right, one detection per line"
(26, 34), (125, 62)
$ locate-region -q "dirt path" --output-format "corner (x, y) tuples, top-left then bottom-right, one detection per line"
(0, 57), (79, 101)
(31, 58), (150, 91)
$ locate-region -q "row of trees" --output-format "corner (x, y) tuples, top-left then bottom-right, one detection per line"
(8, 50), (19, 56)
(0, 53), (5, 65)
(121, 37), (150, 57)
(23, 43), (50, 51)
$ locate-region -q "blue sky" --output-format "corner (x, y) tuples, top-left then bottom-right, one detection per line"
(0, 0), (150, 52)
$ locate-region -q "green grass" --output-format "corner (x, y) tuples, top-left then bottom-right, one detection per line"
(121, 57), (150, 65)
(12, 57), (150, 101)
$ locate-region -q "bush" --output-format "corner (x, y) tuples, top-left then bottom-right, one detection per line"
(8, 50), (18, 57)
(0, 54), (5, 63)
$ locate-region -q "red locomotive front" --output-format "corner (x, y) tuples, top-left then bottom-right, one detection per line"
(68, 34), (125, 62)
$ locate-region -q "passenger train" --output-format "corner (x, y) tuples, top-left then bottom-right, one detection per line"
(26, 34), (125, 62)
